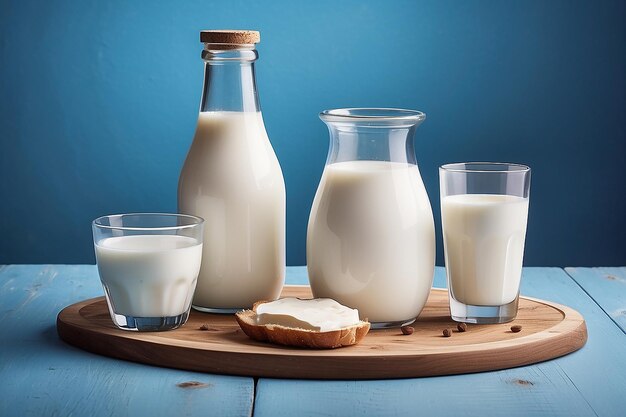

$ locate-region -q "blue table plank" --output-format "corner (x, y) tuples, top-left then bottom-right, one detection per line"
(0, 265), (254, 417)
(254, 267), (626, 417)
(565, 267), (626, 334)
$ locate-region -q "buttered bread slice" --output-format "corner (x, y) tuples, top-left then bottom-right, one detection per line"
(235, 298), (370, 349)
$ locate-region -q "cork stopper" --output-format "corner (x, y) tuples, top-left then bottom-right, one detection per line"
(200, 30), (260, 45)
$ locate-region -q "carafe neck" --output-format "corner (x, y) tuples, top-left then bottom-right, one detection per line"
(200, 44), (260, 113)
(320, 108), (426, 165)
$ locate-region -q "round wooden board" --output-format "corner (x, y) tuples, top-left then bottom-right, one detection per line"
(57, 287), (587, 380)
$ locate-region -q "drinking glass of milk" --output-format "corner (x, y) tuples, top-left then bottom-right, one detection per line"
(92, 213), (204, 331)
(307, 108), (436, 329)
(440, 163), (531, 324)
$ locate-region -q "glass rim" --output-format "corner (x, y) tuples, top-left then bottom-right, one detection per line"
(440, 162), (530, 174)
(92, 213), (204, 232)
(320, 108), (426, 123)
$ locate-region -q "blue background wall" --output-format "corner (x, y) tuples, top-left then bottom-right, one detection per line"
(1, 0), (624, 266)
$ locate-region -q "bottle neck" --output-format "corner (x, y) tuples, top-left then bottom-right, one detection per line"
(200, 44), (260, 113)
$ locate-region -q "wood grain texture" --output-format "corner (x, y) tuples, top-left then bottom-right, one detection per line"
(565, 267), (626, 333)
(0, 265), (254, 417)
(253, 267), (626, 417)
(57, 285), (586, 379)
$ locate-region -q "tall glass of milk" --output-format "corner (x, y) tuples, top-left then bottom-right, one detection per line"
(178, 31), (286, 313)
(92, 213), (204, 331)
(307, 108), (435, 329)
(440, 163), (531, 324)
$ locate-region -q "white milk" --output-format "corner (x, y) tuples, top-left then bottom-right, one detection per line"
(178, 112), (285, 310)
(442, 194), (529, 306)
(307, 161), (435, 323)
(95, 235), (202, 317)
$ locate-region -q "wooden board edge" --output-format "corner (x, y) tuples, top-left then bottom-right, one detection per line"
(57, 315), (588, 379)
(56, 294), (588, 380)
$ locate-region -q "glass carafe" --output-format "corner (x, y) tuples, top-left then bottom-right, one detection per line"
(178, 30), (285, 313)
(307, 108), (435, 328)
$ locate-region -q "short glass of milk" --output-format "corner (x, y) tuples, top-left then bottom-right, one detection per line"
(92, 213), (204, 331)
(440, 163), (531, 324)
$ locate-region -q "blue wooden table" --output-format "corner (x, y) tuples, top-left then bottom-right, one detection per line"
(0, 265), (624, 417)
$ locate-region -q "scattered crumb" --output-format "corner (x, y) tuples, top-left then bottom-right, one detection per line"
(401, 325), (414, 335)
(199, 323), (220, 331)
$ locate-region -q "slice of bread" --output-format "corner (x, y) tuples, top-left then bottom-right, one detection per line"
(235, 300), (371, 349)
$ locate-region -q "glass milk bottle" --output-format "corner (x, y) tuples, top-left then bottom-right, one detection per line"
(178, 30), (285, 313)
(307, 108), (435, 328)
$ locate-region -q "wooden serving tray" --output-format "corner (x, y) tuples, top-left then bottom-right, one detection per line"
(57, 286), (587, 380)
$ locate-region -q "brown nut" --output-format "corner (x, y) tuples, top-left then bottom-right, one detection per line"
(457, 323), (467, 332)
(401, 325), (414, 335)
(510, 325), (522, 333)
(199, 323), (210, 331)
(443, 328), (452, 337)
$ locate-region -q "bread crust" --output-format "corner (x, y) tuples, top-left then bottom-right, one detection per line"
(235, 300), (371, 349)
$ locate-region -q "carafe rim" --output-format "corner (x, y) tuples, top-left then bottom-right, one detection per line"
(319, 108), (425, 124)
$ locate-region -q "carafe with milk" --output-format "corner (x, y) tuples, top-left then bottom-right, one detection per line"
(307, 108), (435, 328)
(179, 30), (285, 313)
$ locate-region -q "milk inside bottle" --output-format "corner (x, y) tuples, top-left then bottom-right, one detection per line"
(178, 31), (285, 313)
